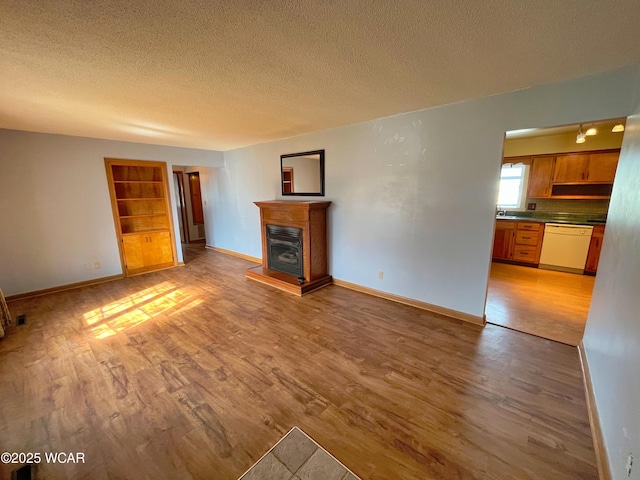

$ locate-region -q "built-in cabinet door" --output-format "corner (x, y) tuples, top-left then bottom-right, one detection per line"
(144, 231), (174, 266)
(527, 156), (555, 198)
(122, 232), (174, 274)
(586, 152), (618, 182)
(553, 154), (589, 183)
(122, 235), (146, 271)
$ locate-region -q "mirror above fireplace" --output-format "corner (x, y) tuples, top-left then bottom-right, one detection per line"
(280, 150), (325, 196)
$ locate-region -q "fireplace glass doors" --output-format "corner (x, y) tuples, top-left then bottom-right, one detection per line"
(266, 225), (303, 279)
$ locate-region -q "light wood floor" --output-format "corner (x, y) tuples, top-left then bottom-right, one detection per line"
(485, 262), (596, 346)
(1, 246), (597, 479)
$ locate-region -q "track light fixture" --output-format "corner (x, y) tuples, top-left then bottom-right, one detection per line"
(576, 125), (586, 144)
(612, 123), (625, 133)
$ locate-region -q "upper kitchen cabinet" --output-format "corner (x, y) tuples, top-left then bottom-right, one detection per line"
(553, 150), (619, 184)
(527, 156), (555, 198)
(552, 153), (589, 183)
(585, 151), (619, 183)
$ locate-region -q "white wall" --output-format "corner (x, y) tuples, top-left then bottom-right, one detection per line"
(212, 65), (640, 318)
(583, 103), (640, 479)
(0, 129), (223, 296)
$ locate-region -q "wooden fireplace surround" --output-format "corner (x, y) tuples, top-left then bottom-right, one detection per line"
(246, 200), (332, 296)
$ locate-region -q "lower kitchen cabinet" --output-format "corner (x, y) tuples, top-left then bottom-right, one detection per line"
(585, 225), (605, 275)
(493, 220), (545, 265)
(492, 221), (516, 260)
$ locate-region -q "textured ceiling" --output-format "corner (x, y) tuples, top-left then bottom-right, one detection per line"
(1, 1), (640, 150)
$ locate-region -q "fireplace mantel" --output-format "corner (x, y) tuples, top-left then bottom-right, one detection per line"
(246, 200), (332, 295)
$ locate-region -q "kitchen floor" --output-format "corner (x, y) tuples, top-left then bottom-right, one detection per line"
(485, 262), (596, 345)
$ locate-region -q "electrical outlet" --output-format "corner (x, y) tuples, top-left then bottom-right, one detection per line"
(626, 453), (633, 477)
(378, 271), (384, 280)
(94, 262), (101, 269)
(84, 263), (92, 270)
(527, 203), (537, 210)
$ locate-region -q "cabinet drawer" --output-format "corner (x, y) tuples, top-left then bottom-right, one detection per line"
(495, 221), (516, 230)
(514, 230), (540, 246)
(517, 222), (541, 231)
(512, 246), (538, 263)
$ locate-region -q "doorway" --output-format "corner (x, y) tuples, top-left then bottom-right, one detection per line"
(173, 166), (208, 255)
(485, 118), (626, 345)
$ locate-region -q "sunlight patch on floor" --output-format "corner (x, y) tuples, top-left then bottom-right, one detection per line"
(82, 282), (202, 339)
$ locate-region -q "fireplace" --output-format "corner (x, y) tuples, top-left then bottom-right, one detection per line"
(266, 225), (303, 279)
(246, 200), (332, 295)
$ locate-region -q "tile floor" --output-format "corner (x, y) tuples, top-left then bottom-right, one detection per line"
(240, 427), (359, 480)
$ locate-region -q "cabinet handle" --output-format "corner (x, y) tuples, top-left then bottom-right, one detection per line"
(522, 236), (531, 239)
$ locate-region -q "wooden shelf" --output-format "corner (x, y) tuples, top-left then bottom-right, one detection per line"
(121, 228), (170, 236)
(120, 214), (166, 219)
(117, 197), (164, 201)
(106, 159), (177, 276)
(550, 183), (613, 198)
(113, 180), (163, 184)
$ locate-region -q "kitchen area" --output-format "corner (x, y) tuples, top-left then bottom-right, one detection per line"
(485, 118), (625, 345)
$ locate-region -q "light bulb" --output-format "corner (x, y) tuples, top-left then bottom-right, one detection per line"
(585, 128), (597, 136)
(612, 124), (625, 133)
(576, 133), (586, 144)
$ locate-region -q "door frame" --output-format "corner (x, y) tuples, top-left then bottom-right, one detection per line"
(173, 171), (190, 244)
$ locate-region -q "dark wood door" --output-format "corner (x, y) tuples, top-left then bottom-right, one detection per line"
(188, 172), (204, 225)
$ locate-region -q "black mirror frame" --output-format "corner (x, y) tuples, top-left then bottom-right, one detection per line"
(280, 149), (325, 196)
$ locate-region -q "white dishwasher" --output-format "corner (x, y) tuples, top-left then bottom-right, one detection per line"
(539, 223), (594, 274)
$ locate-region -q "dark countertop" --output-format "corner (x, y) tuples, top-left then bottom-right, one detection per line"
(495, 212), (606, 225)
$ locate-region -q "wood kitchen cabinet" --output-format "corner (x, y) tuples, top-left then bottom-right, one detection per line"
(585, 152), (618, 183)
(527, 156), (555, 198)
(553, 151), (619, 184)
(493, 221), (544, 265)
(492, 221), (516, 260)
(585, 225), (605, 275)
(552, 153), (590, 183)
(511, 222), (543, 264)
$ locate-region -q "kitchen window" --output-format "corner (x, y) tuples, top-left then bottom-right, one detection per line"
(497, 163), (529, 211)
